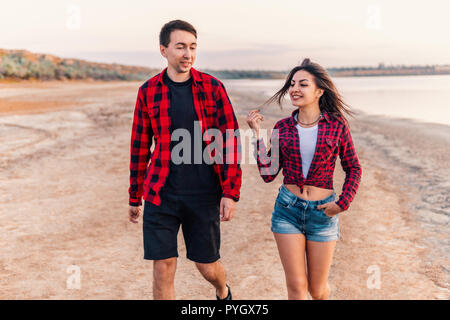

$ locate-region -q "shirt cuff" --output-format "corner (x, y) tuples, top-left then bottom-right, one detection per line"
(335, 196), (349, 211)
(222, 193), (239, 202)
(129, 197), (142, 207)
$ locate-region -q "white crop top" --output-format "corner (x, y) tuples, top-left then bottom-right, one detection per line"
(295, 117), (318, 178)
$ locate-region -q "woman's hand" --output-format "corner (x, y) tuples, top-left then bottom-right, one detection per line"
(316, 202), (344, 217)
(246, 109), (264, 137)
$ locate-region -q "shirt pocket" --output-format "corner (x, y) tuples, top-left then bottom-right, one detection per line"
(321, 137), (338, 161)
(278, 133), (293, 158)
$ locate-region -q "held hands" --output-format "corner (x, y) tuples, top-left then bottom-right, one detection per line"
(316, 202), (344, 217)
(220, 197), (237, 221)
(246, 109), (264, 137)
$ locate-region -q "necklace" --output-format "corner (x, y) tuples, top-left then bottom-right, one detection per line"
(297, 113), (322, 126)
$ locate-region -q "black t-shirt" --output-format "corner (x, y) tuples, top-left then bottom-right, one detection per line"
(162, 72), (220, 196)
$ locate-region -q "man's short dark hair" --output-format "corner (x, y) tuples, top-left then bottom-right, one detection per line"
(159, 20), (197, 47)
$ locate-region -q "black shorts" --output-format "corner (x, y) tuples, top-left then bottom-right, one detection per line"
(143, 192), (221, 263)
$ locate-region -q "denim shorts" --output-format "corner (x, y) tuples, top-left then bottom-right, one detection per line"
(271, 185), (340, 242)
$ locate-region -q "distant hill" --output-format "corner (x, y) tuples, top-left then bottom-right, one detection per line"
(1, 49), (449, 81)
(203, 69), (286, 79)
(206, 64), (450, 79)
(0, 49), (159, 81)
(327, 63), (450, 77)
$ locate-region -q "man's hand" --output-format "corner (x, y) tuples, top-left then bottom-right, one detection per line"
(129, 205), (141, 224)
(220, 197), (237, 221)
(316, 202), (344, 217)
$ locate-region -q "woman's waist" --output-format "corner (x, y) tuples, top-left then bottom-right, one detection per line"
(283, 183), (334, 201)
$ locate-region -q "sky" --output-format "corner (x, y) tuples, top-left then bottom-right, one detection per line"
(1, 0), (449, 70)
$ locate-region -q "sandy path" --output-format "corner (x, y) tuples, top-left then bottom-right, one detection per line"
(0, 81), (447, 299)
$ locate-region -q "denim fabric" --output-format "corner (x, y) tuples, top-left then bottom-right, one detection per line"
(271, 185), (340, 242)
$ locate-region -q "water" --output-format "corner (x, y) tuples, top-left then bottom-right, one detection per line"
(223, 74), (450, 127)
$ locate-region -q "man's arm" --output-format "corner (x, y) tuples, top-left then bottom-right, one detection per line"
(215, 81), (242, 203)
(129, 86), (153, 207)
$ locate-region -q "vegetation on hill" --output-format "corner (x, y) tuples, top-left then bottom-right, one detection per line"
(0, 49), (159, 81)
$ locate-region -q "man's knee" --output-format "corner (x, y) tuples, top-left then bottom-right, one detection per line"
(154, 258), (177, 281)
(195, 261), (220, 281)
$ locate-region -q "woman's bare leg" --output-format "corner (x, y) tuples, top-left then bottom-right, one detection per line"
(306, 240), (337, 300)
(273, 233), (308, 300)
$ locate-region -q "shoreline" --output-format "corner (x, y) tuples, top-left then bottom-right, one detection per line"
(0, 81), (448, 299)
(2, 78), (450, 128)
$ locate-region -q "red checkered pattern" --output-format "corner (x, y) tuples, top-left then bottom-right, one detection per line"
(129, 67), (242, 206)
(254, 109), (361, 211)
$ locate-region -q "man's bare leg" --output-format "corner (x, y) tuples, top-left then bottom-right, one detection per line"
(153, 257), (177, 300)
(195, 260), (229, 298)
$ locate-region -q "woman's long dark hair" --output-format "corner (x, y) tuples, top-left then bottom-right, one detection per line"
(263, 58), (355, 123)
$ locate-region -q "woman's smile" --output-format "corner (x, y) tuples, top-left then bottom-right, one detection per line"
(291, 93), (304, 101)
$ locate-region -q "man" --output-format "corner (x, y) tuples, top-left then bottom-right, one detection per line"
(128, 20), (242, 300)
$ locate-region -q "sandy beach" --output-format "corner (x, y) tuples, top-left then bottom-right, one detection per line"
(0, 80), (448, 299)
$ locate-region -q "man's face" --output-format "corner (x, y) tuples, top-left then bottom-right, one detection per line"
(160, 30), (197, 74)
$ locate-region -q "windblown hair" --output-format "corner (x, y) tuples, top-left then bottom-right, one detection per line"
(264, 58), (355, 123)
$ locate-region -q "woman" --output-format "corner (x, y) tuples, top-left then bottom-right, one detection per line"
(247, 58), (362, 300)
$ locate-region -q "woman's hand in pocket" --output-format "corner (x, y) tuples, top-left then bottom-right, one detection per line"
(316, 202), (344, 217)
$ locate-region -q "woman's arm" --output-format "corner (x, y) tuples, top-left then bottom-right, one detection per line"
(335, 124), (362, 211)
(252, 121), (283, 183)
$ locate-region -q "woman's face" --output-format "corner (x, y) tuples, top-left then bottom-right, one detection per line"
(288, 70), (323, 107)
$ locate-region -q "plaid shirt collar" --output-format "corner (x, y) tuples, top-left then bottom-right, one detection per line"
(288, 109), (332, 127)
(156, 67), (203, 87)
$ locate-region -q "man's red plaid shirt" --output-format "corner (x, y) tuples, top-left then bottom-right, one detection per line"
(129, 67), (242, 207)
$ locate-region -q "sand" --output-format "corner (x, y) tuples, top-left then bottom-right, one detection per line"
(0, 80), (448, 299)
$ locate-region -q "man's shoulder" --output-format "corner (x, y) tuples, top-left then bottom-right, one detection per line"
(137, 70), (168, 93)
(139, 73), (161, 91)
(195, 69), (224, 89)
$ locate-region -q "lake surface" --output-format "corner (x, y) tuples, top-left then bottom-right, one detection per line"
(223, 74), (450, 126)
